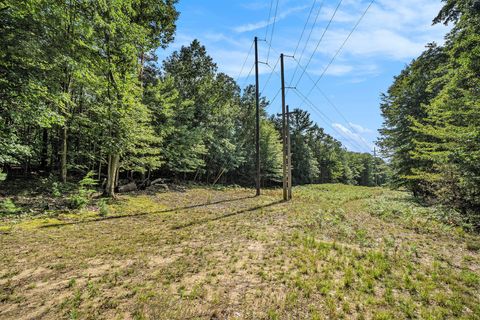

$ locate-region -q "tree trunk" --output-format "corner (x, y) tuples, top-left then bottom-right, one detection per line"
(40, 128), (49, 171)
(98, 158), (102, 181)
(105, 154), (119, 197)
(60, 126), (67, 183)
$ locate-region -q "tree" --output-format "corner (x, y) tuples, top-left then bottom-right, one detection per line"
(289, 109), (319, 185)
(91, 0), (178, 196)
(378, 43), (447, 195)
(412, 0), (480, 218)
(233, 85), (282, 185)
(379, 0), (480, 224)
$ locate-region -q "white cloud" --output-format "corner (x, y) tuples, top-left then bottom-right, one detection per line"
(309, 62), (380, 78)
(322, 64), (353, 76)
(234, 5), (309, 33)
(161, 0), (451, 84)
(288, 0), (450, 79)
(332, 123), (375, 152)
(348, 122), (373, 134)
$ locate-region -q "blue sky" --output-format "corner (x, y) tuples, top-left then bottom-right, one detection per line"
(156, 0), (451, 153)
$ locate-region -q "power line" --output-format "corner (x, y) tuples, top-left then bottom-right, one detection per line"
(290, 56), (373, 151)
(295, 90), (370, 153)
(288, 0), (325, 90)
(287, 0), (375, 151)
(268, 88), (282, 109)
(293, 0), (343, 87)
(235, 40), (254, 83)
(263, 40), (371, 151)
(266, 0), (279, 63)
(293, 88), (370, 152)
(317, 88), (373, 151)
(260, 1), (375, 152)
(259, 52), (367, 151)
(240, 63), (255, 89)
(260, 57), (280, 96)
(259, 52), (371, 152)
(292, 0), (318, 57)
(306, 0), (375, 92)
(264, 0), (275, 41)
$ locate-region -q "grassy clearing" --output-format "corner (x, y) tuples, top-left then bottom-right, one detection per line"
(0, 184), (479, 319)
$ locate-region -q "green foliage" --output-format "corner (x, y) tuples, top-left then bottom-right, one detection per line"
(51, 182), (62, 198)
(0, 198), (19, 216)
(68, 172), (96, 210)
(379, 0), (480, 225)
(0, 0), (179, 196)
(1, 0), (387, 195)
(98, 199), (109, 217)
(466, 240), (480, 252)
(271, 109), (387, 186)
(233, 85), (282, 184)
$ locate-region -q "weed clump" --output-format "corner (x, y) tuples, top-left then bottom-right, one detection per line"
(67, 172), (97, 210)
(466, 241), (480, 252)
(98, 199), (109, 217)
(0, 198), (19, 216)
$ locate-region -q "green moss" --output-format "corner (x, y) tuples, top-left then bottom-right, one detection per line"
(0, 225), (12, 233)
(17, 218), (63, 229)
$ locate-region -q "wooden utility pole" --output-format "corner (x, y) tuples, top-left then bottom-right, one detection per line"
(254, 37), (261, 196)
(286, 105), (292, 200)
(373, 147), (378, 186)
(280, 54), (287, 201)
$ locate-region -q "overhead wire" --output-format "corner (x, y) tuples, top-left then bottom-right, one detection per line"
(287, 0), (325, 90)
(317, 88), (373, 151)
(292, 0), (318, 57)
(305, 0), (375, 94)
(235, 40), (255, 84)
(293, 89), (371, 152)
(256, 48), (370, 150)
(240, 63), (255, 89)
(291, 55), (373, 151)
(264, 0), (275, 41)
(257, 1), (375, 152)
(294, 0), (376, 151)
(260, 39), (370, 151)
(268, 88), (282, 109)
(266, 0), (280, 64)
(293, 0), (343, 87)
(260, 56), (280, 96)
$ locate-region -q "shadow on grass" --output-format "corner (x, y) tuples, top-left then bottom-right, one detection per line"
(39, 195), (258, 228)
(171, 200), (284, 230)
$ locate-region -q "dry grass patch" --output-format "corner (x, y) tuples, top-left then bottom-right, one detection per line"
(0, 185), (479, 319)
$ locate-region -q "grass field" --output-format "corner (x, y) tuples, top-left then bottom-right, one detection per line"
(1, 184), (479, 319)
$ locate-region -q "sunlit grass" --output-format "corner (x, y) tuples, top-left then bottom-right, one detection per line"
(0, 184), (478, 319)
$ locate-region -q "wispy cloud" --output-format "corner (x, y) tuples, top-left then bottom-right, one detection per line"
(233, 5), (309, 33)
(348, 122), (373, 134)
(308, 0), (448, 61)
(332, 123), (374, 152)
(241, 1), (271, 11)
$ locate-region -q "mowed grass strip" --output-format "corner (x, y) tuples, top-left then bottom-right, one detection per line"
(0, 185), (479, 319)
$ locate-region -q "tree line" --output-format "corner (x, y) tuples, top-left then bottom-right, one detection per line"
(1, 0), (386, 197)
(379, 0), (480, 225)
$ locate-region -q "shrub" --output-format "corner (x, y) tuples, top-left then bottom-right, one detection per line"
(0, 198), (19, 216)
(67, 172), (97, 210)
(51, 182), (62, 197)
(98, 199), (109, 217)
